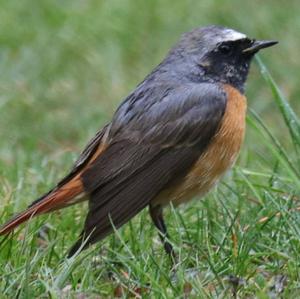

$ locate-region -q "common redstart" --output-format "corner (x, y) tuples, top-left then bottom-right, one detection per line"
(0, 25), (277, 259)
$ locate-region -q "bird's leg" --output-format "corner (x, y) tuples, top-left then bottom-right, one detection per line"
(149, 204), (176, 263)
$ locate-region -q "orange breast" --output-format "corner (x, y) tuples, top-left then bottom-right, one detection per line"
(153, 84), (247, 207)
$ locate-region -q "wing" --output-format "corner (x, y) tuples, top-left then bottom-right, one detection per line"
(68, 82), (227, 256)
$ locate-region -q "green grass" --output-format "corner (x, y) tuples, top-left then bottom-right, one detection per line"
(1, 0), (300, 298)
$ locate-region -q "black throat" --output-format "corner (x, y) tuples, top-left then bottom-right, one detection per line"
(143, 53), (251, 94)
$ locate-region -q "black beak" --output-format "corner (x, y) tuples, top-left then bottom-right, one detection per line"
(243, 40), (278, 54)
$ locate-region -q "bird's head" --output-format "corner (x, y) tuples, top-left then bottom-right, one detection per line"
(166, 25), (277, 92)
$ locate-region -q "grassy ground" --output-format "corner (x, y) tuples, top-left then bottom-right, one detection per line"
(0, 0), (300, 298)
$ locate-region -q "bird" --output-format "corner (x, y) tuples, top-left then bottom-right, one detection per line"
(0, 25), (277, 259)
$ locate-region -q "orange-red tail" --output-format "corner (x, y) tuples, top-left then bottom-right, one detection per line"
(0, 176), (84, 235)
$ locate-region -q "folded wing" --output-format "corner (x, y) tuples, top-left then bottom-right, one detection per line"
(69, 82), (227, 255)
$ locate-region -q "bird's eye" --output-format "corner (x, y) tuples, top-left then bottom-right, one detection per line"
(219, 44), (232, 55)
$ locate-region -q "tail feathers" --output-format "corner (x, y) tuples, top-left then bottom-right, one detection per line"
(0, 176), (84, 235)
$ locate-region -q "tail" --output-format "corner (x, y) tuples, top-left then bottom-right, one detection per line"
(0, 176), (84, 235)
(0, 124), (109, 236)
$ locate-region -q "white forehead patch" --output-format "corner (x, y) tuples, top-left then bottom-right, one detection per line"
(223, 29), (247, 41)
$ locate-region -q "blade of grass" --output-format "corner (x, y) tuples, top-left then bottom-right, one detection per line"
(256, 56), (300, 148)
(247, 111), (300, 182)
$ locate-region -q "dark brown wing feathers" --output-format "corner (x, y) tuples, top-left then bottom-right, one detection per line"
(69, 143), (199, 256)
(68, 83), (227, 255)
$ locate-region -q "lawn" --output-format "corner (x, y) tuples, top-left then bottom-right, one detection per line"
(0, 0), (300, 298)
